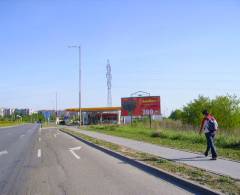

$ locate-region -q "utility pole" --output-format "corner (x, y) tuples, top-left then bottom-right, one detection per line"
(106, 59), (112, 107)
(68, 45), (82, 127)
(55, 92), (58, 121)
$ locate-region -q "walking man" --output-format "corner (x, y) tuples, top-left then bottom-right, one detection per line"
(199, 110), (218, 160)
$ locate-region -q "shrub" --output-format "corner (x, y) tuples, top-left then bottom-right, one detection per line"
(169, 109), (183, 121)
(169, 95), (240, 130)
(150, 130), (162, 137)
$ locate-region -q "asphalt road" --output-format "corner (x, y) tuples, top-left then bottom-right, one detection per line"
(0, 125), (193, 195)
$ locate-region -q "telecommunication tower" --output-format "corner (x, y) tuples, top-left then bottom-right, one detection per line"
(106, 59), (112, 107)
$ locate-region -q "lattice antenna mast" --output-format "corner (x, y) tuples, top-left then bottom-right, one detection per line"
(106, 59), (112, 107)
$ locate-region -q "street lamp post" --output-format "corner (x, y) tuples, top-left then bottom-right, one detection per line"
(68, 45), (82, 127)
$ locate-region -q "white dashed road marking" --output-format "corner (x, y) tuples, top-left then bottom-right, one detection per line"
(37, 149), (41, 158)
(0, 150), (8, 157)
(20, 134), (25, 138)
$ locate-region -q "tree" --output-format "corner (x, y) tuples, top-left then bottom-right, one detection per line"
(169, 95), (240, 130)
(181, 95), (211, 126)
(211, 95), (240, 129)
(169, 109), (183, 120)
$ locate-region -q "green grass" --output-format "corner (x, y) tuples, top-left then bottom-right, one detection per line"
(42, 122), (57, 128)
(0, 121), (23, 127)
(61, 128), (240, 195)
(82, 124), (240, 161)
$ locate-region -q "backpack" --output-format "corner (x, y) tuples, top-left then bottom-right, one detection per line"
(207, 118), (217, 133)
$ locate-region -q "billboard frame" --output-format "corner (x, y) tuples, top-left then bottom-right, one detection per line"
(121, 95), (161, 128)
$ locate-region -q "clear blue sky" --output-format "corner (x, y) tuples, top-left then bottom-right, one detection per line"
(0, 0), (240, 115)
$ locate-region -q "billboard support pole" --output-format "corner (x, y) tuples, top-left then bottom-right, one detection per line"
(149, 113), (152, 128)
(131, 113), (133, 126)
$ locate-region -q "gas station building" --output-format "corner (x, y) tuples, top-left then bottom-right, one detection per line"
(65, 107), (121, 125)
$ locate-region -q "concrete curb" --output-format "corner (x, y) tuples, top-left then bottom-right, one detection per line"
(60, 128), (222, 195)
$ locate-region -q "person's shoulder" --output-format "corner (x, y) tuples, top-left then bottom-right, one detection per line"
(209, 114), (217, 121)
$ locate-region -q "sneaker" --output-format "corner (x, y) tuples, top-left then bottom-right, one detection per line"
(204, 152), (208, 157)
(210, 157), (217, 160)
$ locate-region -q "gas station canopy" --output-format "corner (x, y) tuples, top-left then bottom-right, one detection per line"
(65, 107), (121, 112)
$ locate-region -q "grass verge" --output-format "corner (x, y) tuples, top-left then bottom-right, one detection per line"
(42, 122), (57, 128)
(60, 127), (240, 195)
(0, 121), (23, 127)
(82, 125), (240, 161)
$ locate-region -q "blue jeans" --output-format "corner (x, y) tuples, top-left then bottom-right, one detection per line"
(205, 132), (217, 158)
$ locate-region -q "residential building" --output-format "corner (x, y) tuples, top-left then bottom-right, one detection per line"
(0, 108), (4, 117)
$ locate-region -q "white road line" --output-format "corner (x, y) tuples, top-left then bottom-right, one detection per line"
(69, 146), (82, 151)
(39, 137), (41, 142)
(69, 146), (82, 160)
(54, 133), (60, 138)
(37, 149), (41, 158)
(69, 150), (80, 159)
(0, 150), (8, 156)
(20, 134), (25, 138)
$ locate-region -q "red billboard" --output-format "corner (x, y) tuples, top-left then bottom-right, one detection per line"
(121, 96), (161, 116)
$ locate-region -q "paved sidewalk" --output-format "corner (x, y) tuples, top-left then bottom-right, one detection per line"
(66, 127), (240, 180)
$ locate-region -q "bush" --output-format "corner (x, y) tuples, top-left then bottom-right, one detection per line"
(150, 130), (162, 137)
(169, 95), (240, 130)
(211, 95), (240, 129)
(169, 109), (183, 121)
